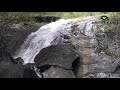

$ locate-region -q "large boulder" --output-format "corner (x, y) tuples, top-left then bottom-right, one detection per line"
(34, 43), (79, 70)
(89, 52), (119, 73)
(42, 66), (76, 78)
(0, 61), (39, 78)
(0, 53), (39, 78)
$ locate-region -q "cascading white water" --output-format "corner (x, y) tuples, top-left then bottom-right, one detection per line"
(13, 19), (74, 64)
(13, 16), (98, 65)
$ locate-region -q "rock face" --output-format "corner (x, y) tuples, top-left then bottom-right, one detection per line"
(82, 73), (120, 78)
(0, 60), (24, 78)
(0, 61), (39, 78)
(42, 66), (76, 78)
(82, 26), (120, 78)
(35, 43), (79, 70)
(69, 16), (120, 78)
(0, 22), (48, 56)
(0, 53), (39, 78)
(34, 16), (61, 23)
(90, 53), (119, 73)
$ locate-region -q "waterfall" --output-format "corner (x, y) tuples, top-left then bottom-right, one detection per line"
(13, 19), (74, 64)
(13, 16), (98, 65)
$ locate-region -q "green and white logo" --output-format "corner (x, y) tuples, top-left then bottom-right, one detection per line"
(100, 15), (109, 21)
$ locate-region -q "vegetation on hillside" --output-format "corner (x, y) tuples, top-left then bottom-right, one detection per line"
(0, 12), (119, 27)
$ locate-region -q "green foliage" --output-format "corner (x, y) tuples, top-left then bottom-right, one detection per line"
(0, 12), (118, 27)
(0, 12), (119, 30)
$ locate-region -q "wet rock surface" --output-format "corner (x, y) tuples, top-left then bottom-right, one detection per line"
(35, 43), (79, 70)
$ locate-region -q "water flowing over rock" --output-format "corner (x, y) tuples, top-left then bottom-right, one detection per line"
(12, 16), (120, 78)
(34, 43), (79, 69)
(13, 19), (73, 64)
